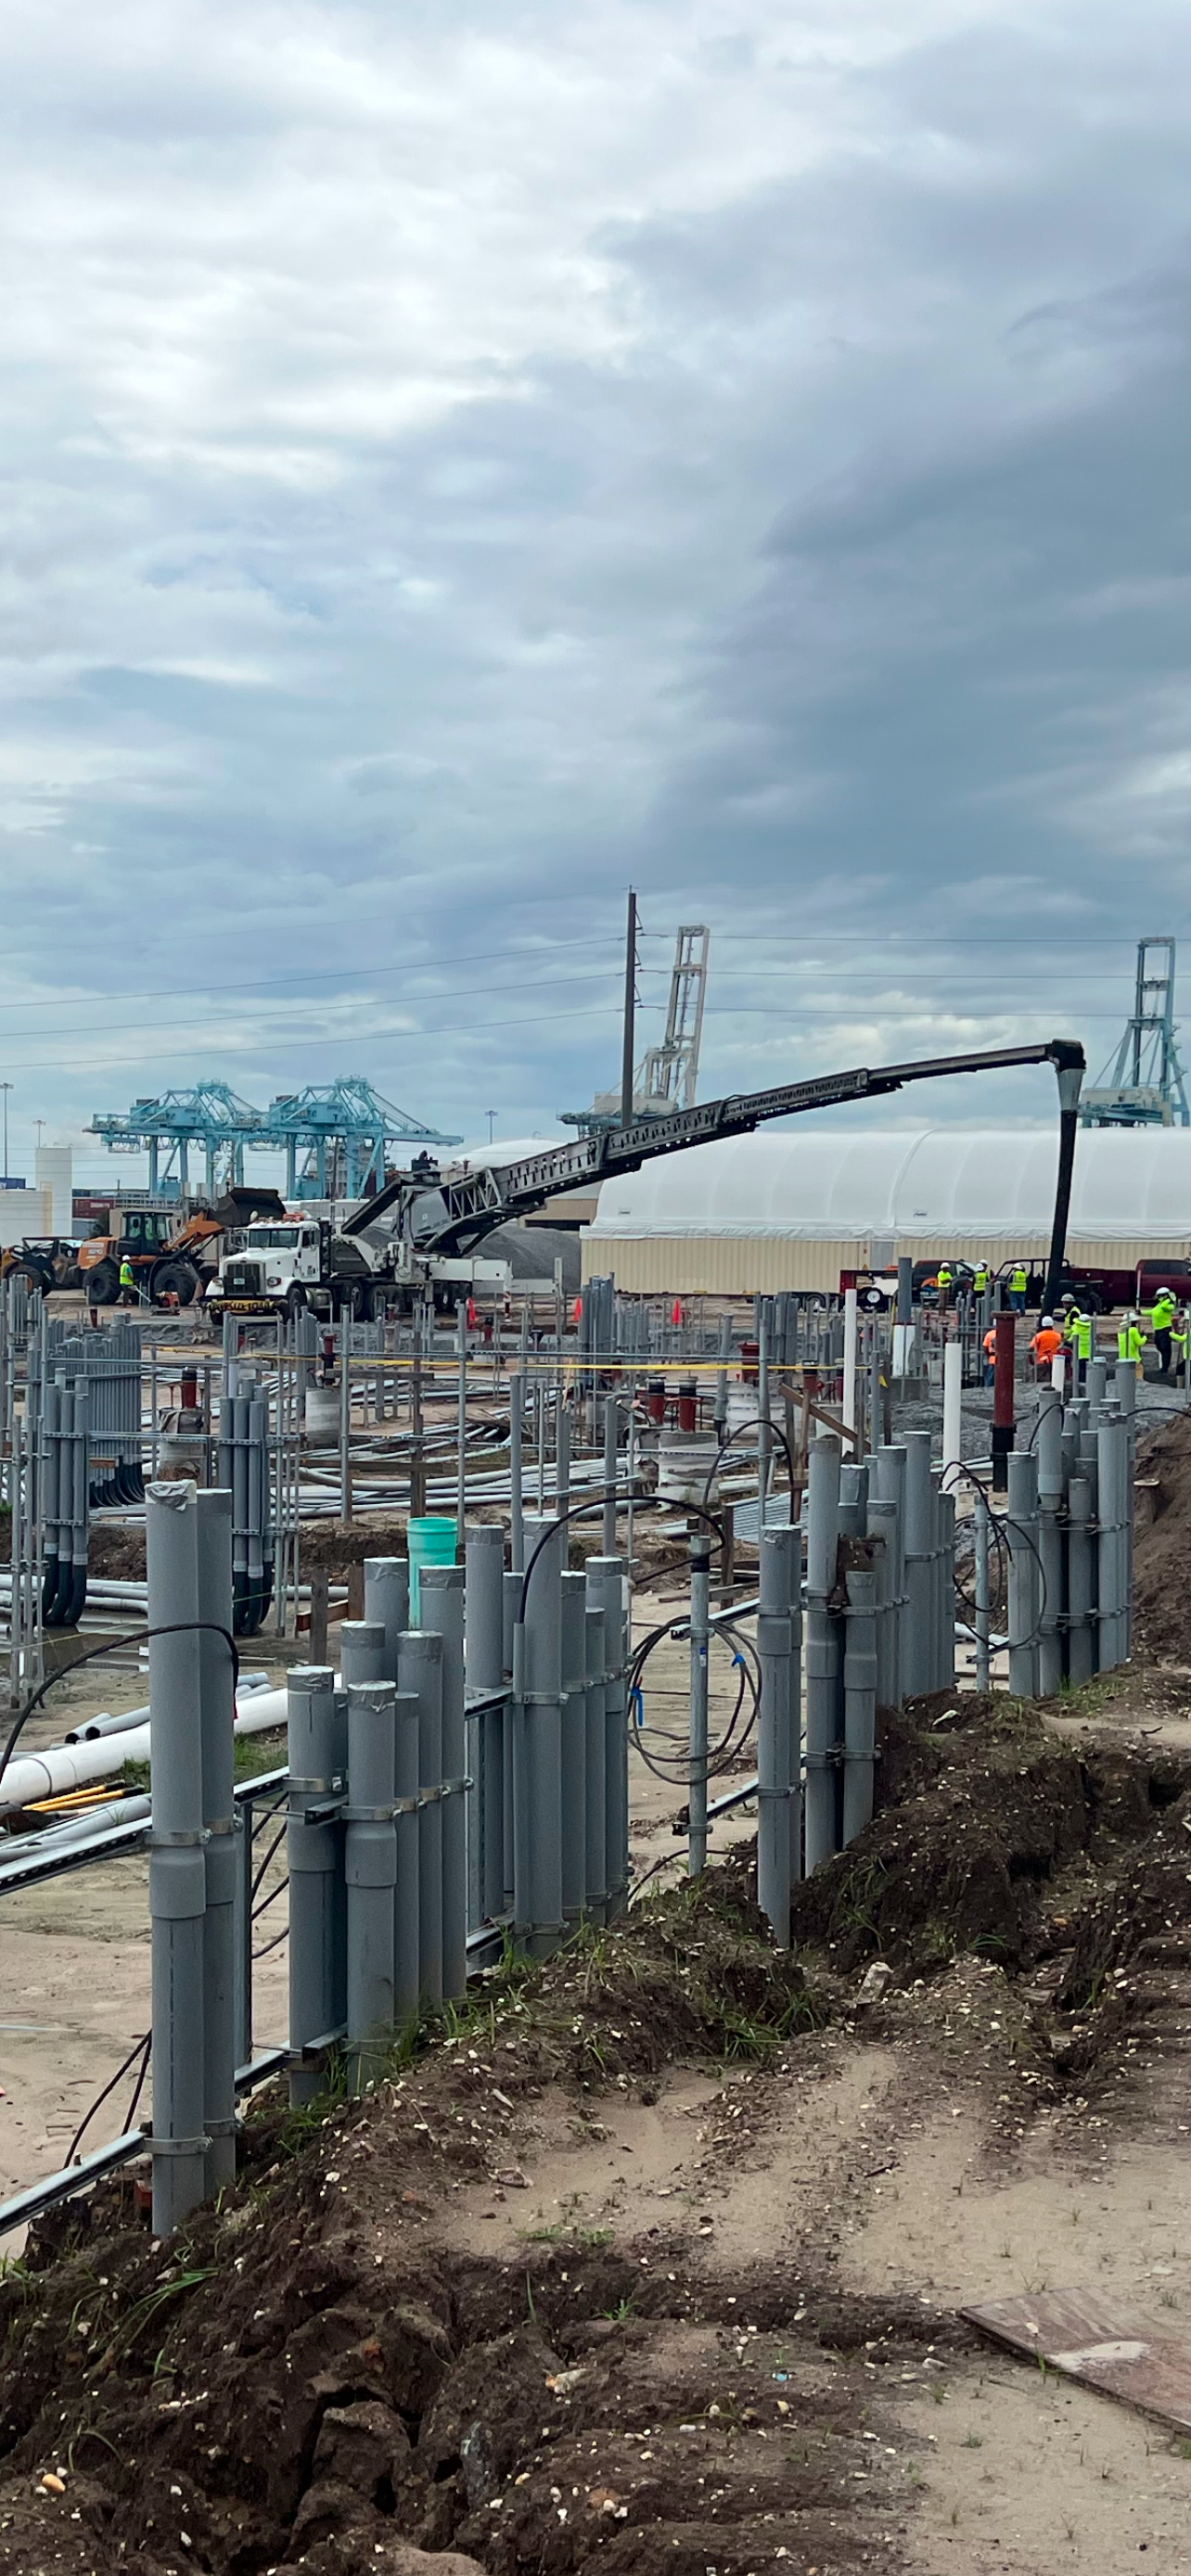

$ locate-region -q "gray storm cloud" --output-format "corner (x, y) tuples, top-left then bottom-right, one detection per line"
(0, 0), (1186, 1174)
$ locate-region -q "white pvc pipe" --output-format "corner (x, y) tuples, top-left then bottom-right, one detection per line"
(0, 1686), (289, 1816)
(1052, 1351), (1067, 1394)
(941, 1337), (963, 1493)
(842, 1288), (858, 1433)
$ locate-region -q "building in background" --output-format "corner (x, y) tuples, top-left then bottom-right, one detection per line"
(583, 1125), (1191, 1295)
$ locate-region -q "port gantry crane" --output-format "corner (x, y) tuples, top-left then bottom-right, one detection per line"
(348, 1036), (1086, 1315)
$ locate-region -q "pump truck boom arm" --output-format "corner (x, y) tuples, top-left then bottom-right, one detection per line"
(350, 1036), (1084, 1304)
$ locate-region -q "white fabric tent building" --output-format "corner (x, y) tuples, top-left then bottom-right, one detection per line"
(582, 1127), (1191, 1295)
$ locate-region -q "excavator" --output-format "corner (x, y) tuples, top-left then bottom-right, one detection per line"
(75, 1186), (287, 1307)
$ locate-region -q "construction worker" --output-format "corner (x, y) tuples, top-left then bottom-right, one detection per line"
(1118, 1313), (1146, 1376)
(973, 1261), (992, 1297)
(1173, 1308), (1189, 1384)
(1008, 1261), (1029, 1314)
(118, 1252), (137, 1307)
(1030, 1315), (1063, 1382)
(936, 1260), (954, 1312)
(1063, 1303), (1094, 1391)
(1147, 1286), (1177, 1378)
(981, 1323), (998, 1387)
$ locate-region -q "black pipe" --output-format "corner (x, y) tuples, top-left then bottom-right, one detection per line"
(1042, 1049), (1085, 1316)
(41, 1555), (61, 1626)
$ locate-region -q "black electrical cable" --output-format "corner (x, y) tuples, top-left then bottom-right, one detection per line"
(123, 2036), (152, 2138)
(250, 1820), (288, 1906)
(628, 1851), (688, 1904)
(700, 1415), (797, 1511)
(516, 1485), (725, 1626)
(632, 1652), (750, 1775)
(64, 2031), (151, 2166)
(252, 1876), (289, 1923)
(629, 1627), (759, 1786)
(0, 1622), (240, 1796)
(253, 1926), (288, 1962)
(946, 1460), (1049, 1650)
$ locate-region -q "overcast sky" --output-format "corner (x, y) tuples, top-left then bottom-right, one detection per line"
(3, 0), (1189, 1187)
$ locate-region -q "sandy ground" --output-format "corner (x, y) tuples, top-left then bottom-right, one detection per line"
(8, 1578), (1191, 2568)
(446, 1988), (1191, 2571)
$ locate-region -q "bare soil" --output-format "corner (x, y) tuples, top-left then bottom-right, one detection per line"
(1132, 1406), (1191, 1665)
(8, 1676), (1191, 2572)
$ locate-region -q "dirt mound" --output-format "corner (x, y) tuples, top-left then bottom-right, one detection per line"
(2, 1876), (912, 2576)
(791, 1696), (1191, 1979)
(1053, 1779), (1191, 2064)
(1133, 1408), (1191, 1662)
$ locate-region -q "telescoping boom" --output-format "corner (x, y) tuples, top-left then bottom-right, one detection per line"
(351, 1037), (1085, 1312)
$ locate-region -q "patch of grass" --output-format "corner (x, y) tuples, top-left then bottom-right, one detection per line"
(275, 2053), (351, 2157)
(235, 1729), (288, 1782)
(831, 1855), (889, 1949)
(1053, 1675), (1115, 1719)
(97, 2268), (214, 2371)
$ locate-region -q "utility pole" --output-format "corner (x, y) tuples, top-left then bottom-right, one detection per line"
(0, 1085), (11, 1183)
(485, 1109), (497, 1144)
(620, 888), (637, 1130)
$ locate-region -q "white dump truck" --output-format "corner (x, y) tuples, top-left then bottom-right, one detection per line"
(206, 1206), (509, 1322)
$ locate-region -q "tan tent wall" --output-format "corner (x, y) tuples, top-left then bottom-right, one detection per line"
(582, 1231), (1191, 1297)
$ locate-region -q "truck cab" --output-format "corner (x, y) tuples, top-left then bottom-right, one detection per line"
(211, 1219), (328, 1318)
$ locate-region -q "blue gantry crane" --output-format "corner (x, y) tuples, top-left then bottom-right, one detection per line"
(1081, 937), (1191, 1129)
(263, 1079), (460, 1197)
(88, 1078), (460, 1200)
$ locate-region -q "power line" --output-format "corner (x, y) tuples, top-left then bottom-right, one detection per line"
(0, 931), (635, 1019)
(0, 1001), (627, 1078)
(0, 965), (647, 1057)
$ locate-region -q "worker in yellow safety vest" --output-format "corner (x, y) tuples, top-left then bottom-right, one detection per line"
(1147, 1288), (1178, 1378)
(118, 1254), (137, 1307)
(1118, 1314), (1146, 1375)
(973, 1262), (992, 1296)
(1008, 1262), (1029, 1314)
(935, 1262), (954, 1311)
(1063, 1305), (1094, 1391)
